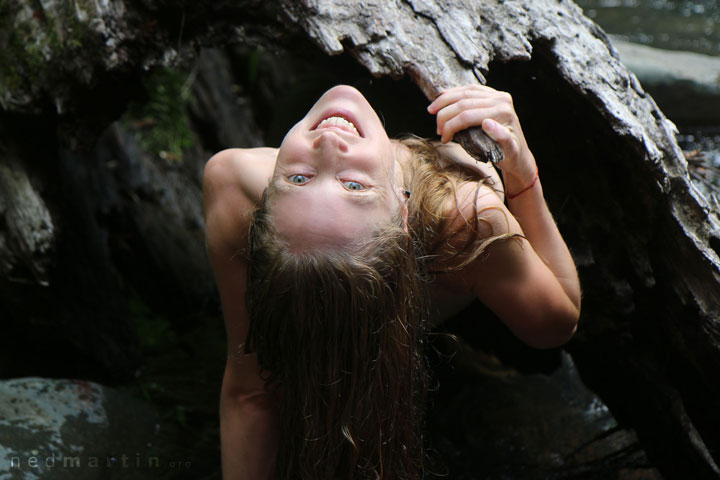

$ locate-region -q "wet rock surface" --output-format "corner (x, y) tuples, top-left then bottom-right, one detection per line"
(611, 37), (720, 125)
(0, 378), (160, 480)
(426, 307), (664, 480)
(429, 353), (662, 479)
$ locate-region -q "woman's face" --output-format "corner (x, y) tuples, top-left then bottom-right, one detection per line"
(269, 85), (405, 250)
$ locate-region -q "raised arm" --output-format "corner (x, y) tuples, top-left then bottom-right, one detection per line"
(428, 85), (581, 348)
(203, 148), (278, 479)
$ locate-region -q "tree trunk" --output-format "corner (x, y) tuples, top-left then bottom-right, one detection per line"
(1, 0), (719, 478)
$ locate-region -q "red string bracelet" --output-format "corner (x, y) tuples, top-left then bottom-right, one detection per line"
(506, 166), (539, 200)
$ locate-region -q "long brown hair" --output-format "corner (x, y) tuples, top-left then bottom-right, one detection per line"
(244, 138), (513, 479)
(246, 192), (429, 479)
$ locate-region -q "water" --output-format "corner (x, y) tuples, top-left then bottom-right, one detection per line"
(678, 129), (720, 204)
(574, 0), (720, 56)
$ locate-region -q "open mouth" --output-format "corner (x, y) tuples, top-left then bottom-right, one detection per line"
(313, 115), (362, 137)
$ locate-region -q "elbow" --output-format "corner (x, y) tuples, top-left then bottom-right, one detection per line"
(221, 387), (279, 419)
(541, 317), (578, 349)
(220, 372), (278, 416)
(514, 302), (580, 350)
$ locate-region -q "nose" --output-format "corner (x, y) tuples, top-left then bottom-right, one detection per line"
(312, 130), (349, 154)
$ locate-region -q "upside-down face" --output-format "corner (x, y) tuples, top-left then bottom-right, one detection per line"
(269, 85), (407, 250)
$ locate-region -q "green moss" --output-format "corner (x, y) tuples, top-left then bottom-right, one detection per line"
(0, 4), (35, 100)
(129, 292), (177, 349)
(122, 67), (195, 162)
(0, 0), (94, 106)
(54, 1), (91, 52)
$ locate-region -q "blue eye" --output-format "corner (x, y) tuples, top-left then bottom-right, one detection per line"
(288, 174), (310, 184)
(343, 180), (365, 191)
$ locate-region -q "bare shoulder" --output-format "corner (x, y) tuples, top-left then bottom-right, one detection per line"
(449, 179), (521, 240)
(203, 147), (277, 255)
(203, 148), (277, 205)
(434, 178), (524, 294)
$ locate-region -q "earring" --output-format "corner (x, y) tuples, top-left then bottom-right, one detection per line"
(403, 190), (411, 199)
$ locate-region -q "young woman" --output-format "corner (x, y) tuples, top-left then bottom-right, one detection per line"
(203, 84), (581, 479)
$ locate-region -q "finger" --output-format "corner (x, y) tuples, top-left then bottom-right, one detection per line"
(435, 84), (496, 97)
(434, 97), (497, 134)
(440, 106), (508, 143)
(429, 88), (486, 114)
(428, 85), (498, 114)
(437, 105), (514, 139)
(482, 118), (520, 159)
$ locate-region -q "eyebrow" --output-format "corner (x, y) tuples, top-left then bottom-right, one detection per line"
(270, 179), (385, 207)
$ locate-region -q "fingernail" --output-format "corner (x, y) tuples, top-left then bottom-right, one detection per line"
(483, 119), (498, 140)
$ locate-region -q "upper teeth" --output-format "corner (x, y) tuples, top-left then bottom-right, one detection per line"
(316, 116), (359, 136)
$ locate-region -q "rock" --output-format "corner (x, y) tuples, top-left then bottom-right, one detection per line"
(0, 48), (262, 381)
(188, 48), (264, 150)
(610, 37), (720, 125)
(0, 154), (55, 286)
(0, 378), (160, 480)
(427, 345), (663, 480)
(89, 122), (216, 311)
(0, 120), (142, 382)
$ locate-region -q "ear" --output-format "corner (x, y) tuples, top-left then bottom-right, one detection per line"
(396, 187), (410, 232)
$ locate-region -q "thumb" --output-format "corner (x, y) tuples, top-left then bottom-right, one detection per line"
(482, 119), (518, 158)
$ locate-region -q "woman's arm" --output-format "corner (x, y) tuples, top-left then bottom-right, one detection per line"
(428, 85), (581, 348)
(203, 149), (279, 479)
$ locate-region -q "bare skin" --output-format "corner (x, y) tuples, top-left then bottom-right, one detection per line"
(203, 84), (581, 479)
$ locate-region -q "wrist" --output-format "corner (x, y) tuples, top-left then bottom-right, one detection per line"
(505, 165), (539, 200)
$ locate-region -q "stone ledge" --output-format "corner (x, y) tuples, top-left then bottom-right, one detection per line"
(611, 36), (720, 125)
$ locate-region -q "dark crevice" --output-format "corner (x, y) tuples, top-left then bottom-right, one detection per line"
(709, 235), (720, 259)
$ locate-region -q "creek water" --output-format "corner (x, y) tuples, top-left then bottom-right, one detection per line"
(575, 0), (720, 202)
(574, 0), (720, 56)
(678, 128), (720, 203)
